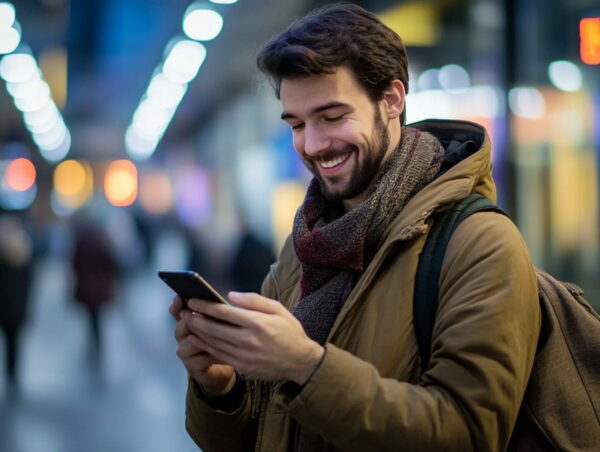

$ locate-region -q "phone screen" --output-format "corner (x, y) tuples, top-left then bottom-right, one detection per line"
(158, 271), (230, 305)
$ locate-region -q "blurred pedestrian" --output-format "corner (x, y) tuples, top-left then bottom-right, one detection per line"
(71, 217), (120, 368)
(229, 227), (275, 293)
(0, 212), (34, 393)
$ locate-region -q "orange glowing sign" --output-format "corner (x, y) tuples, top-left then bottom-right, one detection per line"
(580, 17), (600, 65)
(5, 158), (36, 191)
(104, 159), (137, 207)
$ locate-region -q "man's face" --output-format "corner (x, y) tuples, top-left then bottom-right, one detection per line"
(280, 67), (394, 208)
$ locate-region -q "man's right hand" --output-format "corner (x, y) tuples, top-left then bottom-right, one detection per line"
(170, 296), (236, 395)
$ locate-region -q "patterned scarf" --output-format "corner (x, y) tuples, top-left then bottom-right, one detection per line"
(292, 127), (445, 345)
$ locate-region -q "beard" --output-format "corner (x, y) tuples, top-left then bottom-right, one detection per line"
(304, 108), (390, 202)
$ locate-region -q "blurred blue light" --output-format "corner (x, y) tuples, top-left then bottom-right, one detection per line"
(0, 182), (36, 210)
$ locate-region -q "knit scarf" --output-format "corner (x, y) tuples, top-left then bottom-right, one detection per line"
(292, 127), (445, 345)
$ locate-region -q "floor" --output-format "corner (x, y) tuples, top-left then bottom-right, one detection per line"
(0, 233), (200, 452)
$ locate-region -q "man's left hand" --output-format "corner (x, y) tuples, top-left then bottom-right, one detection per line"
(184, 292), (324, 385)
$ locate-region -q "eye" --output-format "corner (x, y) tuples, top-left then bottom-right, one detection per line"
(290, 123), (304, 131)
(325, 115), (344, 122)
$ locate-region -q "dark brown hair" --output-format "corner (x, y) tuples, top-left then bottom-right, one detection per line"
(257, 2), (409, 124)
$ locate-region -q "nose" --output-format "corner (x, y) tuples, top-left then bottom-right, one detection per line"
(302, 124), (331, 157)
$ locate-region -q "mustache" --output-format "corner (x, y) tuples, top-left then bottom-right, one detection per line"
(308, 145), (357, 163)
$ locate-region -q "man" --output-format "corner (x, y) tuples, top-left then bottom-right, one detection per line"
(170, 3), (540, 451)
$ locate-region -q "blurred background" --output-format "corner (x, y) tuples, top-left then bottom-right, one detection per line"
(0, 0), (598, 450)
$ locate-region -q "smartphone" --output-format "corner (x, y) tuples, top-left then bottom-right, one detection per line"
(158, 270), (232, 306)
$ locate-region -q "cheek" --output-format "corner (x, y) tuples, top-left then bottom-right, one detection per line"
(338, 122), (366, 146)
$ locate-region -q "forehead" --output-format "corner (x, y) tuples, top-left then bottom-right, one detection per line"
(279, 67), (371, 115)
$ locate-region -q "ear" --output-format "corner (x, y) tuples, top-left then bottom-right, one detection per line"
(381, 79), (405, 120)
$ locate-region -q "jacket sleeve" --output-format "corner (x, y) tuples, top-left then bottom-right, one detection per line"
(274, 212), (541, 451)
(185, 377), (257, 452)
(184, 267), (282, 451)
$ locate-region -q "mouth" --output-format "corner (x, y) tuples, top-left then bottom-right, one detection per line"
(318, 152), (351, 170)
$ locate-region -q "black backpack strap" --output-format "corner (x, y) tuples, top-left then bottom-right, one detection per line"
(413, 193), (507, 374)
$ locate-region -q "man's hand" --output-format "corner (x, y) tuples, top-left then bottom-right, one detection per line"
(185, 292), (324, 385)
(170, 296), (236, 395)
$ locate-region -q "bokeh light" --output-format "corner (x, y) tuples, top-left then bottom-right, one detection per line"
(508, 87), (546, 119)
(0, 52), (38, 83)
(548, 60), (583, 92)
(139, 170), (173, 215)
(162, 39), (206, 84)
(0, 2), (16, 29)
(183, 7), (223, 41)
(104, 160), (138, 207)
(5, 157), (36, 191)
(53, 159), (93, 208)
(0, 24), (20, 54)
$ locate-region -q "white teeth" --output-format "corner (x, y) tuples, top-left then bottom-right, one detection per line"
(320, 153), (350, 169)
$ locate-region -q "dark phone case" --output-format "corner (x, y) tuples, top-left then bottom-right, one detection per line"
(158, 271), (228, 304)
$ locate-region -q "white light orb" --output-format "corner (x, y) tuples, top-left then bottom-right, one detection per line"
(146, 72), (187, 109)
(548, 60), (582, 92)
(508, 87), (546, 119)
(125, 126), (158, 160)
(439, 64), (470, 92)
(0, 2), (16, 30)
(0, 52), (38, 83)
(0, 26), (20, 54)
(183, 8), (223, 41)
(162, 40), (206, 83)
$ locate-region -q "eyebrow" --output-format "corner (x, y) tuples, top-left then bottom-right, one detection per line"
(281, 101), (349, 120)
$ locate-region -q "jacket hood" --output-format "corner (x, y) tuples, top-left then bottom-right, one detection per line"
(379, 119), (497, 245)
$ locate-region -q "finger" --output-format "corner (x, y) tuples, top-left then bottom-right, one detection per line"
(169, 296), (184, 320)
(176, 334), (209, 359)
(187, 294), (280, 327)
(184, 352), (224, 376)
(228, 292), (283, 315)
(174, 313), (193, 340)
(190, 333), (242, 368)
(186, 312), (244, 348)
(186, 298), (252, 328)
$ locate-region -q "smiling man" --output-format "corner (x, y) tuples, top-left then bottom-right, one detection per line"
(279, 66), (401, 210)
(171, 3), (540, 451)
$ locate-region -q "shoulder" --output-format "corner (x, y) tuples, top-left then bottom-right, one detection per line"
(447, 210), (529, 264)
(439, 209), (537, 308)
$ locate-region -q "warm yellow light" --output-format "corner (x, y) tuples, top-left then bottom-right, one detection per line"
(54, 160), (86, 196)
(271, 181), (307, 254)
(139, 170), (173, 214)
(580, 17), (600, 65)
(5, 158), (36, 191)
(53, 159), (93, 208)
(105, 159), (137, 207)
(378, 3), (439, 46)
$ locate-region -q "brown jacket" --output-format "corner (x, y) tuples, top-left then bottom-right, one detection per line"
(185, 120), (541, 452)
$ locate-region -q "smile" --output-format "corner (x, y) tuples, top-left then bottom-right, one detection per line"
(319, 152), (351, 169)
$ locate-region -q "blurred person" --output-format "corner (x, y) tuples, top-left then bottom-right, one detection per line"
(0, 212), (34, 394)
(228, 222), (275, 293)
(71, 216), (121, 368)
(170, 3), (541, 451)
